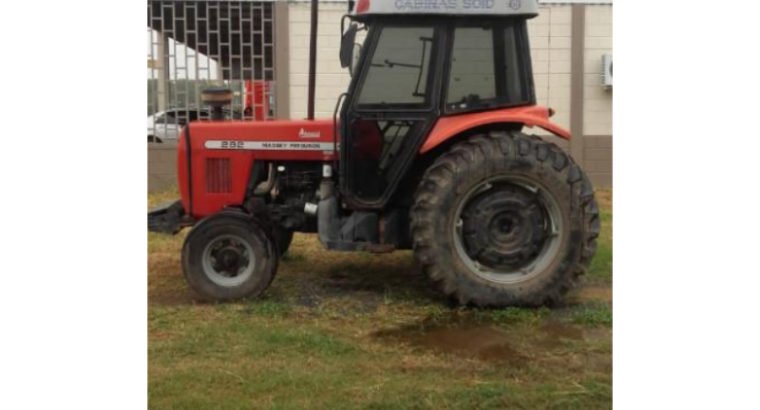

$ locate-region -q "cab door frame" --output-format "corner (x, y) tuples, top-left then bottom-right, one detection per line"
(339, 17), (448, 210)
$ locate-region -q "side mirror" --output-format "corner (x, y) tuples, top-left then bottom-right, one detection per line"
(351, 43), (362, 76)
(340, 23), (358, 70)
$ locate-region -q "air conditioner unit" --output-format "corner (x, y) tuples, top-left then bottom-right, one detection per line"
(602, 54), (613, 88)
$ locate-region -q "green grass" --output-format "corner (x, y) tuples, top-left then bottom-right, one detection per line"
(148, 188), (613, 409)
(588, 210), (613, 283)
(570, 303), (613, 327)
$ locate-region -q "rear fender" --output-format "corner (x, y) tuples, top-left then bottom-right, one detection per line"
(420, 105), (571, 154)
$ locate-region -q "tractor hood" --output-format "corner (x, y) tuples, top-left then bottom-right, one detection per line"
(177, 119), (338, 218)
(185, 118), (338, 162)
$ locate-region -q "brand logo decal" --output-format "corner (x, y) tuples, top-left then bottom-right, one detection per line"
(298, 128), (321, 139)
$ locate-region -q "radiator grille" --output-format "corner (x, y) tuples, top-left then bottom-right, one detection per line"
(206, 158), (231, 193)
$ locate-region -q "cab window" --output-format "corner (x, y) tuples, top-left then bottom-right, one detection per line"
(357, 26), (435, 109)
(446, 22), (532, 112)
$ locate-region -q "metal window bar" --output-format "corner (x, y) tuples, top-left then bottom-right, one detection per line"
(147, 1), (275, 144)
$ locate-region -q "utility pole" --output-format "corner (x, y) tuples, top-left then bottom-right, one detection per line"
(307, 0), (318, 120)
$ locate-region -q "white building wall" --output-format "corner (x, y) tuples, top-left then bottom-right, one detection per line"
(288, 2), (352, 119)
(583, 4), (613, 136)
(529, 4), (573, 132)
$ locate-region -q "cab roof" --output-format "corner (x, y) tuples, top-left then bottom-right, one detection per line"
(351, 0), (539, 18)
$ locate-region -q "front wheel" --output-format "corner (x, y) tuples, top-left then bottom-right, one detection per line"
(411, 131), (599, 307)
(181, 212), (278, 301)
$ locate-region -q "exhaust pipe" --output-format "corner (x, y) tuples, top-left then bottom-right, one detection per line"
(201, 87), (233, 120)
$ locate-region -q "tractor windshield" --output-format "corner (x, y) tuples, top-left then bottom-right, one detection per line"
(355, 25), (435, 109)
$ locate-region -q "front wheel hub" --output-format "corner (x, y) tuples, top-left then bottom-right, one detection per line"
(202, 234), (256, 287)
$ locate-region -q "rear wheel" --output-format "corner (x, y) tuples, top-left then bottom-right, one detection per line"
(181, 211), (278, 301)
(411, 131), (599, 307)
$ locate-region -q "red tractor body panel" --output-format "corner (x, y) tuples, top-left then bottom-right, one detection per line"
(178, 119), (337, 218)
(177, 105), (566, 219)
(420, 105), (570, 154)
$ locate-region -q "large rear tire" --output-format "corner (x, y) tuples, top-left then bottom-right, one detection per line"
(181, 211), (278, 301)
(411, 131), (599, 307)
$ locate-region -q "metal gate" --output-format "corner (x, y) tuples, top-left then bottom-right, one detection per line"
(147, 1), (276, 143)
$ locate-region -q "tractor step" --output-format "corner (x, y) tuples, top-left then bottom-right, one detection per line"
(320, 240), (395, 253)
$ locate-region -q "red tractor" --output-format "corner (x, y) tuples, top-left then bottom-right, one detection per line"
(148, 0), (599, 307)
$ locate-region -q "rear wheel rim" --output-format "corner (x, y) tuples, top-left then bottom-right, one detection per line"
(201, 234), (256, 287)
(452, 176), (563, 285)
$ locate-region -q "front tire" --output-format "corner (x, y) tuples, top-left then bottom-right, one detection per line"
(411, 131), (599, 307)
(181, 211), (278, 301)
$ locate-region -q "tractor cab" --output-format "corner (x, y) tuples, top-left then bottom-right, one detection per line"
(337, 0), (539, 208)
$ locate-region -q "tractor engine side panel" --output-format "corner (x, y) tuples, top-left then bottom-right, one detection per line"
(177, 128), (254, 218)
(177, 120), (337, 218)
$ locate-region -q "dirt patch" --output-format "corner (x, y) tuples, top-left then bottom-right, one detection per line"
(149, 288), (196, 306)
(567, 286), (613, 304)
(148, 264), (196, 306)
(276, 252), (442, 310)
(376, 324), (528, 366)
(534, 322), (585, 348)
(373, 313), (600, 368)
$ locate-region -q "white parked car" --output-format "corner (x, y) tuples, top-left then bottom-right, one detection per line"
(147, 109), (203, 143)
(148, 108), (245, 143)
